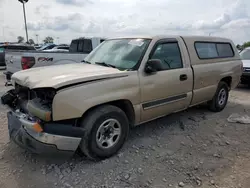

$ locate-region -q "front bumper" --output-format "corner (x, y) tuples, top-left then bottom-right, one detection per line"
(7, 110), (84, 156)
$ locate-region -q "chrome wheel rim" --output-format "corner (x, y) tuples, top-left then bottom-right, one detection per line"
(96, 119), (121, 149)
(218, 88), (227, 106)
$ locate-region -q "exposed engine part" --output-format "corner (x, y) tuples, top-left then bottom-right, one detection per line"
(2, 85), (55, 122)
(1, 89), (17, 107)
(27, 98), (52, 122)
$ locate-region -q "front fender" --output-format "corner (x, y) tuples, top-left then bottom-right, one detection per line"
(52, 73), (140, 121)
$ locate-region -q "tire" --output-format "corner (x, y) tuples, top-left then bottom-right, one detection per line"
(79, 105), (129, 160)
(208, 81), (229, 112)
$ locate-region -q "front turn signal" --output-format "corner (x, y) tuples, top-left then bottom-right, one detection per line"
(33, 123), (43, 133)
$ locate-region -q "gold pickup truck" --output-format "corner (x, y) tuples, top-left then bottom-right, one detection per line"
(1, 35), (243, 160)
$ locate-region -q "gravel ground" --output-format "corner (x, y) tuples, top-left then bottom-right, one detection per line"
(0, 71), (250, 188)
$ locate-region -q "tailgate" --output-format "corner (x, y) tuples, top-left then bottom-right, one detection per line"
(32, 52), (84, 68)
(5, 51), (23, 73)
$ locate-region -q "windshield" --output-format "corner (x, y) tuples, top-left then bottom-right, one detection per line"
(84, 38), (151, 70)
(240, 49), (250, 60)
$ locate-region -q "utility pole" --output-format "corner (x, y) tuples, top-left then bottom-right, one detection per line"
(57, 37), (60, 44)
(18, 0), (29, 43)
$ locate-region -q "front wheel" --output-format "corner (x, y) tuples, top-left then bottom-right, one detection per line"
(208, 81), (229, 112)
(79, 105), (129, 160)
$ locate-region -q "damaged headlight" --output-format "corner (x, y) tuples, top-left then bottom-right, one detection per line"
(27, 98), (52, 122)
(27, 88), (57, 122)
(31, 88), (57, 101)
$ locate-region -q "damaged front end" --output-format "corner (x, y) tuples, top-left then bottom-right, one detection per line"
(1, 84), (84, 156)
(2, 85), (54, 121)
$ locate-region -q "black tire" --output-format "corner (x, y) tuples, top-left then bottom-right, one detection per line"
(79, 105), (129, 160)
(208, 81), (229, 112)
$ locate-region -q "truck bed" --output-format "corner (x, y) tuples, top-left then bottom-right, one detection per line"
(5, 50), (87, 74)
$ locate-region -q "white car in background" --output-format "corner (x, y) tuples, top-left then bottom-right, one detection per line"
(239, 47), (250, 86)
(43, 45), (69, 52)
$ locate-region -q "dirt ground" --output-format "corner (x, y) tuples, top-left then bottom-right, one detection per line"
(0, 71), (250, 188)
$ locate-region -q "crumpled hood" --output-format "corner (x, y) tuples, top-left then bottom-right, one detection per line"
(11, 63), (127, 89)
(242, 60), (250, 68)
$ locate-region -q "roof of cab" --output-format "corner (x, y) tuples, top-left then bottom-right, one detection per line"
(107, 35), (233, 43)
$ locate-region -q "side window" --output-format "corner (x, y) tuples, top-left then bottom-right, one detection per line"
(216, 43), (234, 57)
(69, 40), (78, 52)
(150, 42), (183, 70)
(78, 40), (84, 52)
(195, 42), (234, 59)
(58, 46), (69, 50)
(27, 46), (35, 50)
(7, 46), (25, 50)
(195, 43), (218, 59)
(83, 39), (93, 53)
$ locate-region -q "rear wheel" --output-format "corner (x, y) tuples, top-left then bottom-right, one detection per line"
(79, 105), (129, 160)
(208, 81), (229, 112)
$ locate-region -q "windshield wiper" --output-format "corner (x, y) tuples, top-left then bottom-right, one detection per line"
(95, 62), (117, 69)
(81, 60), (91, 64)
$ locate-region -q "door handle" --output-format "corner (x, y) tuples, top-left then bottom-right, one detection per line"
(180, 74), (187, 81)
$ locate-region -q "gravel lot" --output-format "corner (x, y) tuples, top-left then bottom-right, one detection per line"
(0, 71), (250, 188)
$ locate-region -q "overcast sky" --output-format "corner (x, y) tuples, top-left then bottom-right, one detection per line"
(0, 0), (250, 44)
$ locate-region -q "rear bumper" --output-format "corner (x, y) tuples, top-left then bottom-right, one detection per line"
(7, 110), (84, 156)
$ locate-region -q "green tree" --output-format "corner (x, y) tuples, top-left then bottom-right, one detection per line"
(28, 39), (35, 45)
(43, 36), (54, 44)
(242, 42), (250, 49)
(17, 36), (24, 43)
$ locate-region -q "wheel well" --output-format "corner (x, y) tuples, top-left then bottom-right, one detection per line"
(81, 100), (135, 127)
(220, 76), (232, 89)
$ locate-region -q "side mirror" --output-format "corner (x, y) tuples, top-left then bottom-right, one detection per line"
(145, 59), (163, 74)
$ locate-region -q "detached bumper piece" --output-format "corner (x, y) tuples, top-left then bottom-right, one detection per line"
(7, 111), (85, 157)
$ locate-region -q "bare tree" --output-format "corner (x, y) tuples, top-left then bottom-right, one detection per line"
(28, 39), (35, 45)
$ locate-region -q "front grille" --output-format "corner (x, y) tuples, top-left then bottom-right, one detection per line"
(244, 67), (250, 72)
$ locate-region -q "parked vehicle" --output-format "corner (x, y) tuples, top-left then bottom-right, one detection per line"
(43, 45), (69, 52)
(36, 43), (57, 51)
(0, 43), (36, 67)
(1, 35), (242, 160)
(4, 37), (105, 84)
(34, 44), (43, 49)
(239, 47), (250, 86)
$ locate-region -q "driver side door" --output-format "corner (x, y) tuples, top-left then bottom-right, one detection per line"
(140, 39), (193, 122)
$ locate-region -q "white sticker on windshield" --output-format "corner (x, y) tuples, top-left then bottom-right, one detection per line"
(128, 39), (144, 47)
